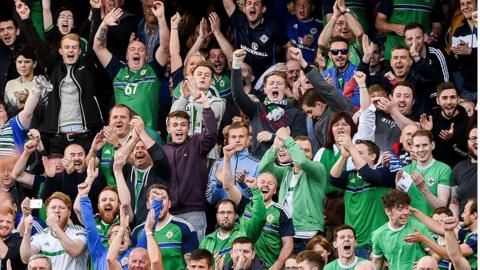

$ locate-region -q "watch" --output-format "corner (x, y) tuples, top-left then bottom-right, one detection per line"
(342, 8), (351, 15)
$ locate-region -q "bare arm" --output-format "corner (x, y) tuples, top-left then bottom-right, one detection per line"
(271, 236), (294, 270)
(18, 83), (41, 129)
(410, 207), (444, 235)
(169, 13), (183, 73)
(113, 152), (134, 223)
(153, 1), (169, 66)
(51, 226), (85, 257)
(20, 215), (38, 263)
(41, 0), (53, 30)
(330, 153), (349, 178)
(93, 9), (123, 68)
(375, 13), (405, 36)
(11, 141), (36, 187)
(449, 188), (460, 218)
(221, 146), (243, 205)
(185, 19), (209, 61)
(222, 0), (236, 17)
(344, 12), (364, 38)
(318, 7), (339, 50)
(412, 172), (450, 210)
(210, 12), (234, 64)
(372, 257), (385, 270)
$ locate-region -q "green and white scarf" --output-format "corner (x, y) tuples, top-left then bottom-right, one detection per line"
(264, 98), (288, 121)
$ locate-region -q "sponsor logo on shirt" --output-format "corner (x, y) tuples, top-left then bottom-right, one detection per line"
(259, 34), (269, 44)
(240, 44), (268, 57)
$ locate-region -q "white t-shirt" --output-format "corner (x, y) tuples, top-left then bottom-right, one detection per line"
(31, 225), (88, 270)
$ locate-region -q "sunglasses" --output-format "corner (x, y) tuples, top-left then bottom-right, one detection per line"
(330, 48), (349, 55)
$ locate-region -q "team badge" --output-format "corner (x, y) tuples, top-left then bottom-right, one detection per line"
(267, 214), (274, 223)
(140, 69), (147, 76)
(166, 231), (174, 238)
(310, 28), (318, 35)
(426, 177), (435, 186)
(259, 34), (269, 43)
(219, 80), (225, 87)
(293, 24), (298, 29)
(121, 257), (129, 266)
(251, 42), (259, 50)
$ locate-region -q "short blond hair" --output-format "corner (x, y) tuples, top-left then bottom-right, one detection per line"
(46, 192), (72, 211)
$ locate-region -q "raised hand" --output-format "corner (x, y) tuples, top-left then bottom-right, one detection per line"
(145, 209), (156, 233)
(86, 158), (99, 182)
(180, 80), (191, 99)
(214, 253), (226, 270)
(103, 8), (123, 27)
(113, 151), (127, 171)
(24, 140), (38, 154)
(244, 176), (257, 189)
(275, 127), (291, 141)
(21, 197), (31, 216)
(91, 131), (106, 152)
(288, 47), (304, 64)
(223, 144), (236, 160)
(353, 71), (367, 87)
(442, 217), (459, 231)
(171, 12), (181, 28)
(77, 182), (91, 197)
(419, 114), (433, 131)
(208, 12), (221, 34)
(24, 214), (33, 233)
(232, 49), (247, 65)
(198, 18), (212, 39)
(256, 131), (273, 143)
(42, 157), (57, 177)
(129, 115), (145, 135)
(103, 126), (119, 147)
(361, 34), (373, 63)
(61, 158), (75, 175)
(89, 0), (101, 9)
(151, 1), (165, 19)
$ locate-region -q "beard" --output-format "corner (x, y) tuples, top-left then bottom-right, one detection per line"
(469, 148), (477, 161)
(219, 221), (235, 231)
(99, 208), (119, 224)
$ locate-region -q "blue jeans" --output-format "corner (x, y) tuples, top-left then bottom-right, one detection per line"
(176, 211), (207, 242)
(355, 245), (372, 260)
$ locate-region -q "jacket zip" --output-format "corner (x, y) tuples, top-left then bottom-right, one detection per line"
(70, 65), (88, 131)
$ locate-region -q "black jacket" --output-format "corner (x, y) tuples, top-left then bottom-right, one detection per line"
(18, 14), (103, 133)
(222, 256), (267, 270)
(120, 143), (171, 227)
(231, 69), (307, 158)
(431, 105), (470, 168)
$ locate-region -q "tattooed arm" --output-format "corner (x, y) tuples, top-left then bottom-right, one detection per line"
(93, 8), (124, 68)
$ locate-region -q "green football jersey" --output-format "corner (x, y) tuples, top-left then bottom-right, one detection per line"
(212, 74), (231, 98)
(324, 256), (365, 270)
(403, 159), (452, 216)
(100, 144), (116, 187)
(346, 0), (368, 33)
(372, 218), (433, 270)
(384, 0), (438, 59)
(244, 202), (295, 267)
(94, 214), (119, 247)
(113, 64), (162, 130)
(344, 172), (389, 247)
(140, 216), (198, 270)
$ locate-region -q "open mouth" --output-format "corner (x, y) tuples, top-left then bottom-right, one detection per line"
(174, 131), (184, 141)
(248, 9), (257, 18)
(73, 161), (82, 168)
(104, 204), (114, 214)
(3, 36), (11, 44)
(135, 153), (145, 162)
(343, 243), (352, 252)
(66, 54), (75, 62)
(61, 23), (69, 33)
(260, 186), (270, 194)
(271, 89), (279, 99)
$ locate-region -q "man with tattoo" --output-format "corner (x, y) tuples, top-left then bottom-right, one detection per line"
(93, 2), (169, 131)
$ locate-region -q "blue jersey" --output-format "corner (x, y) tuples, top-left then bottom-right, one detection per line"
(287, 16), (323, 63)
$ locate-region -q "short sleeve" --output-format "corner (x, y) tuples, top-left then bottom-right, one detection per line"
(181, 224), (199, 254)
(278, 207), (295, 237)
(371, 231), (384, 258)
(464, 232), (477, 251)
(69, 226), (87, 244)
(105, 56), (126, 80)
(30, 233), (42, 251)
(231, 8), (248, 29)
(150, 60), (166, 79)
(438, 165), (452, 188)
(377, 0), (393, 17)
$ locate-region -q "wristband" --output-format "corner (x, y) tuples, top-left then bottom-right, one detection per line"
(146, 232), (153, 236)
(232, 58), (244, 69)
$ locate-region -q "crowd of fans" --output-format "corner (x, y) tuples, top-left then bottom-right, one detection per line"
(0, 0), (477, 269)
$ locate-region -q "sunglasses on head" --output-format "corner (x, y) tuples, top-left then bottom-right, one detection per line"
(330, 48), (349, 55)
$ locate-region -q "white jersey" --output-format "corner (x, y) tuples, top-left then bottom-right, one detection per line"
(31, 225), (87, 270)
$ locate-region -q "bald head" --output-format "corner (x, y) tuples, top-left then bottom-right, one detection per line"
(128, 247), (150, 270)
(416, 256), (438, 270)
(400, 124), (420, 152)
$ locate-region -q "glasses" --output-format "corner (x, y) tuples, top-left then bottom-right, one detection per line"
(218, 211), (234, 216)
(468, 137), (477, 141)
(330, 48), (349, 55)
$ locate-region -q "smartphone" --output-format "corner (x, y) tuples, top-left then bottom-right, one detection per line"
(30, 199), (43, 209)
